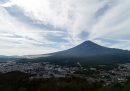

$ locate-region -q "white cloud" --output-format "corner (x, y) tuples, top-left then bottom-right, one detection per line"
(0, 0), (130, 55)
(88, 0), (130, 39)
(0, 6), (60, 55)
(3, 0), (105, 43)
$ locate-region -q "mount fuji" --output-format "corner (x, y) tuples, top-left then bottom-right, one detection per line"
(18, 41), (130, 65)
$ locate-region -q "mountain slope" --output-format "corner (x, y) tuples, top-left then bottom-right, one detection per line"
(51, 41), (126, 57)
(18, 41), (130, 65)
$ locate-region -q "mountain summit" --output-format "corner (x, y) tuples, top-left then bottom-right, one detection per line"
(70, 40), (105, 51)
(53, 40), (113, 57)
(80, 40), (98, 46)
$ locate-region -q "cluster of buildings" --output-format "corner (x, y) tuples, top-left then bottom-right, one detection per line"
(0, 61), (79, 78)
(85, 63), (130, 85)
(0, 61), (130, 85)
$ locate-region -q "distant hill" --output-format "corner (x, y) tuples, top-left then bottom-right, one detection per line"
(18, 41), (130, 66)
(0, 55), (15, 62)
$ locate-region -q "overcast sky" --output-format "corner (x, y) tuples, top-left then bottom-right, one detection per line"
(0, 0), (130, 55)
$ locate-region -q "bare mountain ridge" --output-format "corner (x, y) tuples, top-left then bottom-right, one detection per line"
(17, 41), (130, 65)
(50, 41), (129, 57)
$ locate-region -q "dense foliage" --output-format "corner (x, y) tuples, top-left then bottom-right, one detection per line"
(0, 71), (130, 91)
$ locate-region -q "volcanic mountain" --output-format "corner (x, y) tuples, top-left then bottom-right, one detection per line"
(19, 41), (130, 65)
(51, 40), (124, 57)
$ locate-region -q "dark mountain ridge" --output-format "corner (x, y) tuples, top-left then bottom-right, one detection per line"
(51, 41), (129, 57)
(0, 55), (15, 62)
(18, 41), (130, 65)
